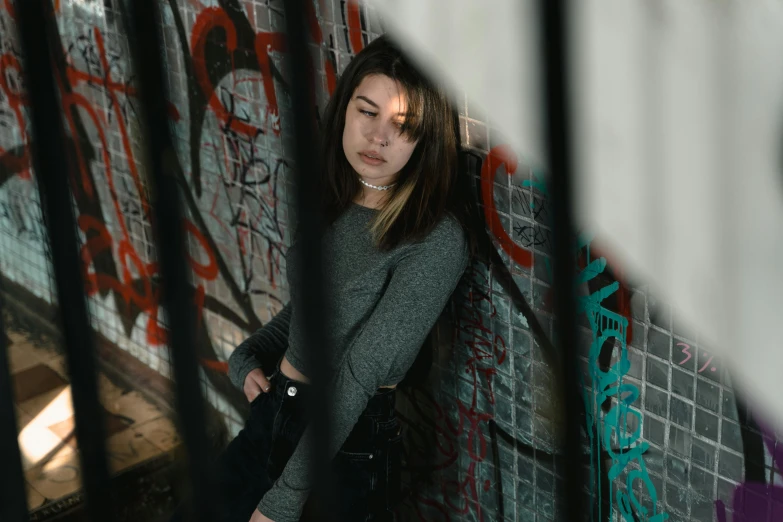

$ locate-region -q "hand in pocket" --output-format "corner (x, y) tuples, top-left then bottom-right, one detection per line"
(243, 368), (272, 403)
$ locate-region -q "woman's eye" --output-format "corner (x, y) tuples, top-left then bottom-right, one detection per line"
(360, 110), (376, 117)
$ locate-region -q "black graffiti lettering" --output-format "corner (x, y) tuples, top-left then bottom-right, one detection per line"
(512, 187), (549, 222)
(512, 223), (551, 250)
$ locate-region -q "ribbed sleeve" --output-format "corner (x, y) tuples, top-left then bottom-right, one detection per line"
(227, 303), (292, 392)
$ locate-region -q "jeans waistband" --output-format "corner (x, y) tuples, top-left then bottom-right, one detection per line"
(269, 358), (396, 417)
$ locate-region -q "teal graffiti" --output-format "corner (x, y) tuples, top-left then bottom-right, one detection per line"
(521, 169), (669, 522)
(521, 167), (548, 196)
(518, 170), (666, 520)
(578, 235), (667, 522)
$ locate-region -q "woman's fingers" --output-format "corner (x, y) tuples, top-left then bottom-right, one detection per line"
(244, 383), (262, 403)
(250, 369), (272, 393)
(243, 368), (271, 403)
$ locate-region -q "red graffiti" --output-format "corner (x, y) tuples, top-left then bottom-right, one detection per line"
(405, 266), (507, 521)
(184, 219), (219, 280)
(346, 0), (365, 55)
(65, 66), (180, 122)
(0, 27), (178, 183)
(253, 31), (287, 126)
(93, 28), (150, 218)
(26, 24), (222, 352)
(79, 213), (217, 347)
(0, 52), (30, 178)
(481, 145), (533, 269)
(479, 143), (634, 341)
(200, 358), (229, 374)
(191, 7), (286, 137)
(306, 0), (337, 98)
(78, 216), (154, 313)
(188, 0), (366, 142)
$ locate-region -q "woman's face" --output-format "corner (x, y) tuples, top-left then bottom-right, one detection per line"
(342, 74), (419, 186)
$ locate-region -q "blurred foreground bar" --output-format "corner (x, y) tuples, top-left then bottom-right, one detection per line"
(123, 2), (217, 521)
(13, 1), (115, 521)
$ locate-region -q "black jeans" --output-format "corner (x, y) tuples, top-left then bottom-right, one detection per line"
(173, 368), (402, 522)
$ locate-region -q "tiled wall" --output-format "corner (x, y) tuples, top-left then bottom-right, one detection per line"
(0, 1), (780, 521)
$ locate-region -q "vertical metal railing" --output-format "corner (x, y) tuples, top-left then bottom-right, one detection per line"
(0, 1), (338, 520)
(0, 1), (588, 521)
(0, 290), (28, 522)
(124, 0), (336, 519)
(11, 2), (116, 522)
(281, 0), (337, 517)
(539, 0), (586, 519)
(121, 2), (219, 521)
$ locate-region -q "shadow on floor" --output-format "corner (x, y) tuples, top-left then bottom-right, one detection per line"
(5, 310), (187, 522)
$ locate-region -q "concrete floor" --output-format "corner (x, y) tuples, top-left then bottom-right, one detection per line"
(5, 313), (183, 521)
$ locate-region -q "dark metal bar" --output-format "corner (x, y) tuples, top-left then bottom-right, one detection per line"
(539, 0), (586, 519)
(0, 292), (29, 522)
(282, 0), (336, 518)
(13, 1), (115, 521)
(736, 396), (766, 482)
(122, 3), (217, 522)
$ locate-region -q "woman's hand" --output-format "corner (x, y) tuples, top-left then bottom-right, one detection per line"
(248, 508), (274, 522)
(243, 368), (271, 402)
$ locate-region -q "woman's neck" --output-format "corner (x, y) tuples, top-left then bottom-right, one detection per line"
(353, 186), (389, 209)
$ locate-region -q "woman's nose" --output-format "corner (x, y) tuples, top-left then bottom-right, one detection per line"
(370, 134), (387, 145)
(366, 123), (390, 145)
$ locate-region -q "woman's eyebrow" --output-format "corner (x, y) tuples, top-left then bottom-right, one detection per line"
(356, 95), (379, 108)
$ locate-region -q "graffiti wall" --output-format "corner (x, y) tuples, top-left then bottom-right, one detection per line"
(0, 1), (780, 521)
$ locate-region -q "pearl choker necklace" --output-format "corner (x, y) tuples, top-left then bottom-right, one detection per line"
(359, 178), (395, 191)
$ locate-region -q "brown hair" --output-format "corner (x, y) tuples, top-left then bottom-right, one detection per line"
(319, 34), (476, 254)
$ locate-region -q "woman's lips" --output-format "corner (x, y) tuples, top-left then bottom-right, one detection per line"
(359, 153), (385, 166)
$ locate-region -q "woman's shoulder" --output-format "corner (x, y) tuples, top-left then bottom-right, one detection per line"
(413, 213), (468, 261)
(426, 213), (465, 242)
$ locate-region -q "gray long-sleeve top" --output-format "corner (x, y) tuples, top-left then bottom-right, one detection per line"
(227, 203), (469, 522)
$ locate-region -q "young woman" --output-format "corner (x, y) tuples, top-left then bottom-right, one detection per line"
(218, 35), (474, 522)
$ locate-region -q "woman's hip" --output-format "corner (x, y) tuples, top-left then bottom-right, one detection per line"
(243, 373), (402, 519)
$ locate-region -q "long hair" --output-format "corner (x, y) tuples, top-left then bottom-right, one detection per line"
(319, 35), (476, 254)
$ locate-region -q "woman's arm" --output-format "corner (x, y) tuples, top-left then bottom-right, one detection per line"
(256, 219), (469, 522)
(228, 303), (292, 392)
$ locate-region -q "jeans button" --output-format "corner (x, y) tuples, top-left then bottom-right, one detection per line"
(287, 386), (298, 397)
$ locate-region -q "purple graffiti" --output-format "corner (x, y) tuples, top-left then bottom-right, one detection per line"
(716, 425), (783, 522)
